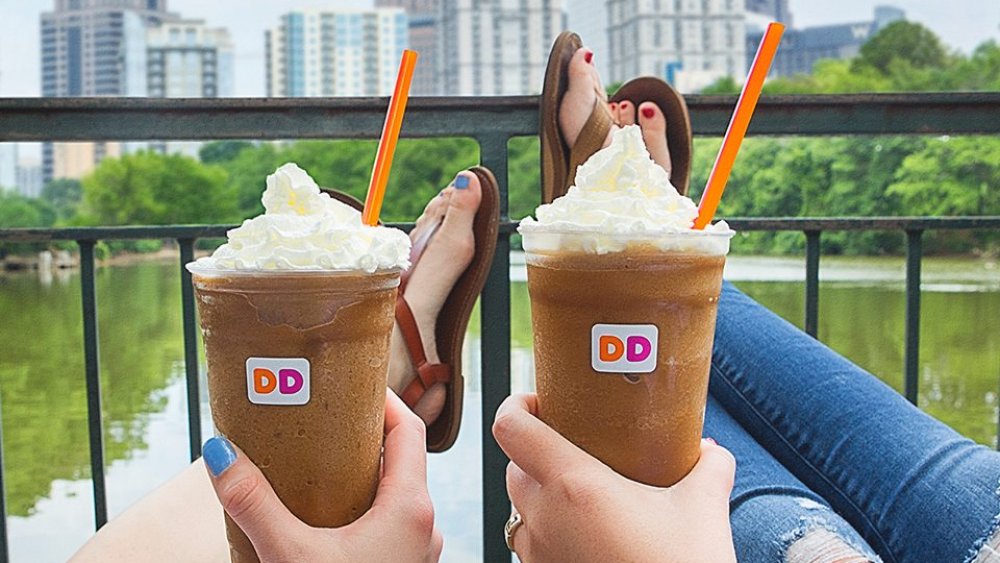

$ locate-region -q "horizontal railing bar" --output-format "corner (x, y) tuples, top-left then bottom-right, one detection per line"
(0, 93), (998, 142)
(3, 216), (1000, 243)
(716, 216), (1000, 231)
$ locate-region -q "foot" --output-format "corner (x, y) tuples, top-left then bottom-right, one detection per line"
(558, 48), (614, 152)
(616, 100), (673, 178)
(558, 47), (672, 174)
(387, 171), (482, 425)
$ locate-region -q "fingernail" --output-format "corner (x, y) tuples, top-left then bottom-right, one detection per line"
(642, 107), (655, 119)
(704, 437), (717, 445)
(454, 174), (470, 189)
(584, 50), (593, 64)
(203, 435), (237, 477)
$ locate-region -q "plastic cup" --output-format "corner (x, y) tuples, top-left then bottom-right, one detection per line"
(187, 265), (400, 563)
(522, 228), (733, 486)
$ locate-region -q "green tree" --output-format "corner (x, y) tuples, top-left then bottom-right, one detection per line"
(701, 76), (740, 94)
(0, 192), (56, 256)
(0, 192), (55, 228)
(853, 21), (949, 75)
(80, 152), (236, 225)
(199, 141), (254, 164)
(948, 41), (1000, 91)
(889, 137), (1000, 216)
(40, 178), (82, 222)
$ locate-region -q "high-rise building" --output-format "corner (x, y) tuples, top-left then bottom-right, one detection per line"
(266, 9), (409, 97)
(439, 0), (565, 95)
(566, 0), (611, 82)
(745, 0), (791, 27)
(749, 5), (905, 78)
(40, 0), (173, 182)
(607, 0), (746, 93)
(16, 159), (44, 199)
(376, 0), (439, 95)
(0, 144), (17, 192)
(147, 19), (234, 156)
(147, 20), (233, 98)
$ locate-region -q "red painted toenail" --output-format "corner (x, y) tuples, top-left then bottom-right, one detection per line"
(642, 107), (655, 118)
(584, 50), (593, 64)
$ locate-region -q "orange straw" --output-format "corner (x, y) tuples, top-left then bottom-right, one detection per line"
(362, 49), (419, 226)
(693, 22), (784, 230)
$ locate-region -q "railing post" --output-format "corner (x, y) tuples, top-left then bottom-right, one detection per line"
(0, 389), (9, 563)
(478, 133), (513, 563)
(804, 231), (821, 338)
(178, 239), (202, 461)
(904, 230), (923, 405)
(78, 240), (108, 529)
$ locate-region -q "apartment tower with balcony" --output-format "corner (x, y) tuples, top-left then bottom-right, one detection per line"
(439, 0), (565, 95)
(266, 8), (409, 97)
(40, 0), (172, 181)
(607, 0), (746, 93)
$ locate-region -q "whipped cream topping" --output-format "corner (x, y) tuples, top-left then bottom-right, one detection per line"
(192, 163), (410, 272)
(519, 125), (732, 255)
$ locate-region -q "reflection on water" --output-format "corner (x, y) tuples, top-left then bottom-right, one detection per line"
(1, 256), (998, 561)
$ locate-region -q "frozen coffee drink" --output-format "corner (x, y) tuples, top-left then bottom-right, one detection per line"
(520, 126), (734, 487)
(188, 164), (410, 562)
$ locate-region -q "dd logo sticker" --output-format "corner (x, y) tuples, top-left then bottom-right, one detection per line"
(591, 324), (658, 374)
(246, 357), (310, 405)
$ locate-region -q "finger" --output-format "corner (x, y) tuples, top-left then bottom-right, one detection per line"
(492, 393), (599, 486)
(202, 436), (306, 555)
(427, 527), (444, 563)
(677, 439), (737, 501)
(505, 461), (540, 515)
(374, 390), (429, 505)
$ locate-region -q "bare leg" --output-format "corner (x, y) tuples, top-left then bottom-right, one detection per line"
(69, 461), (227, 562)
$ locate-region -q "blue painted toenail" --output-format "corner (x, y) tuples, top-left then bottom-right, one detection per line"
(454, 174), (470, 189)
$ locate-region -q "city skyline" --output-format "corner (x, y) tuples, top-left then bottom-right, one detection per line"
(0, 0), (997, 176)
(1, 0), (997, 98)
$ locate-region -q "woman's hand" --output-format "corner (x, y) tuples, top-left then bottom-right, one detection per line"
(492, 393), (737, 563)
(203, 390), (443, 563)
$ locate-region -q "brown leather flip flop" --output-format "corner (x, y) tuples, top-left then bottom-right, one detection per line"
(322, 166), (500, 452)
(609, 77), (693, 196)
(541, 31), (615, 203)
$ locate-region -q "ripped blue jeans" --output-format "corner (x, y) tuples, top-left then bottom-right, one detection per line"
(705, 282), (1000, 563)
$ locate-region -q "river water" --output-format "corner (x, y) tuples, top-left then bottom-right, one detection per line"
(0, 254), (998, 561)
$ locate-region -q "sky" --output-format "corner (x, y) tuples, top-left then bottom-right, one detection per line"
(0, 0), (997, 98)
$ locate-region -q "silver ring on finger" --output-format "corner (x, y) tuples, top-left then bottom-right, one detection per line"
(504, 511), (524, 552)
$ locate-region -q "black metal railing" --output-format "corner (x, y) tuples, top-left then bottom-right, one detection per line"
(1, 93), (999, 563)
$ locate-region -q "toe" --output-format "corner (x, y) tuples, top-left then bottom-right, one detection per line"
(618, 100), (636, 125)
(439, 171), (481, 247)
(414, 190), (450, 232)
(559, 48), (601, 148)
(638, 102), (672, 176)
